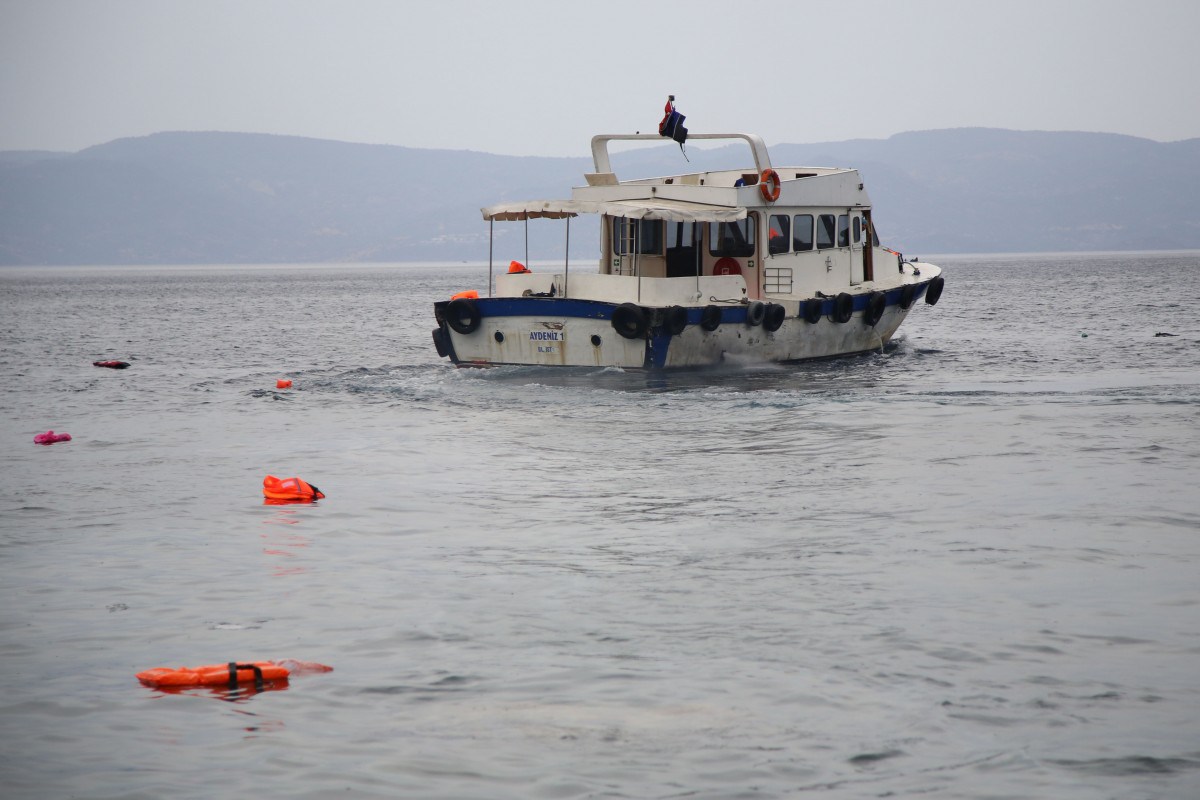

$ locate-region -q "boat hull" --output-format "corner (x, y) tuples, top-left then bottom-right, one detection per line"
(433, 279), (939, 370)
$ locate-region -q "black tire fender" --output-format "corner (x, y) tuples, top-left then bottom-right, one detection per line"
(899, 284), (916, 310)
(664, 305), (688, 335)
(802, 298), (823, 324)
(863, 292), (886, 326)
(831, 292), (854, 324)
(445, 298), (482, 334)
(700, 304), (723, 331)
(745, 300), (766, 327)
(763, 303), (786, 332)
(611, 303), (649, 339)
(924, 275), (945, 306)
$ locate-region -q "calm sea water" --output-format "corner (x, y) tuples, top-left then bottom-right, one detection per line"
(2, 253), (1199, 799)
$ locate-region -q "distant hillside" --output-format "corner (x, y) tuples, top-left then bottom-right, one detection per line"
(1, 128), (1197, 265)
(769, 130), (1200, 253)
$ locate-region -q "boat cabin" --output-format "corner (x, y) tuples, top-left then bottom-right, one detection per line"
(597, 199), (880, 301)
(574, 134), (888, 302)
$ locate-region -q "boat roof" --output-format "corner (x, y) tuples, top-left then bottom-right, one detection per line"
(482, 131), (868, 223)
(591, 132), (773, 175)
(482, 197), (747, 223)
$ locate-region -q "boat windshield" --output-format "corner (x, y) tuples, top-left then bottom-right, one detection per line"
(612, 218), (663, 255)
(708, 218), (756, 258)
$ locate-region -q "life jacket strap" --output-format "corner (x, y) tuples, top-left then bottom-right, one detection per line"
(228, 662), (265, 691)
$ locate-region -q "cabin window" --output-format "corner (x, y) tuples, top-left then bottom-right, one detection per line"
(768, 215), (789, 255)
(669, 221), (696, 248)
(864, 215), (878, 246)
(612, 218), (663, 255)
(816, 214), (836, 250)
(665, 222), (699, 277)
(852, 216), (861, 245)
(708, 217), (756, 258)
(837, 215), (850, 247)
(793, 215), (814, 251)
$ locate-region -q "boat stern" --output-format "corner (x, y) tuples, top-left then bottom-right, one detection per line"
(433, 296), (651, 368)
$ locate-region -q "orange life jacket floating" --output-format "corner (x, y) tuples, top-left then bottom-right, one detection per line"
(136, 661), (291, 689)
(276, 378), (292, 389)
(263, 475), (325, 503)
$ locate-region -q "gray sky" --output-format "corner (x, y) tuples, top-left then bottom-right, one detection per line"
(2, 0), (1198, 156)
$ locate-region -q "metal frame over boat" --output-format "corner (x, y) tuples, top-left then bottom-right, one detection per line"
(433, 128), (944, 369)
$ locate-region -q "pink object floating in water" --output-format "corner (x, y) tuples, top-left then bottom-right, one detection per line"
(34, 430), (72, 445)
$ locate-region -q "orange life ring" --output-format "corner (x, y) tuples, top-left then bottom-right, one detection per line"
(136, 661), (291, 688)
(759, 169), (781, 203)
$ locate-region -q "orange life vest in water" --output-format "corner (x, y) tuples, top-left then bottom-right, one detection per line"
(136, 661), (291, 688)
(263, 475), (325, 502)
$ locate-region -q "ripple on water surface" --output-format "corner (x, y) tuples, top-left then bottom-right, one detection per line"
(1, 256), (1199, 798)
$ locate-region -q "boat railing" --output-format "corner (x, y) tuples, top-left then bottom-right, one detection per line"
(498, 271), (748, 307)
(590, 133), (773, 177)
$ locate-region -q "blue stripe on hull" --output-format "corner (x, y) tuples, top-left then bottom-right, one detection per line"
(461, 297), (616, 320)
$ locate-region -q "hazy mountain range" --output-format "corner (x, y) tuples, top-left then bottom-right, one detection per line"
(2, 128), (1198, 265)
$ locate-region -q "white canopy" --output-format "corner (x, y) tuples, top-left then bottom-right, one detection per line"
(591, 198), (747, 223)
(481, 200), (583, 221)
(481, 198), (747, 223)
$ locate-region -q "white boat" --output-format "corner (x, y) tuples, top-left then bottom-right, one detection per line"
(432, 127), (944, 369)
